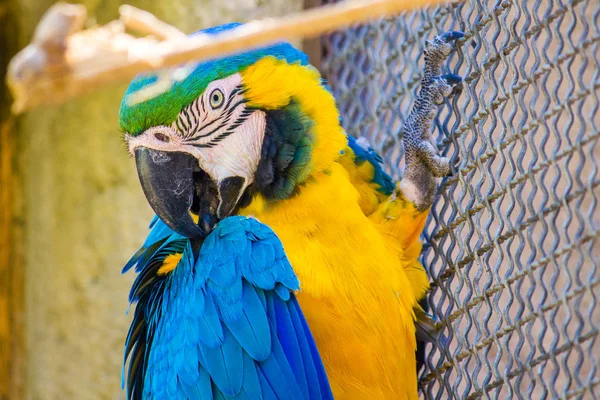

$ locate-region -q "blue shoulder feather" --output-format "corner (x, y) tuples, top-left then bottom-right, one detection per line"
(123, 216), (333, 400)
(346, 134), (395, 196)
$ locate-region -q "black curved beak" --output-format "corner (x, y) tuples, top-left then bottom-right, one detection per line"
(134, 148), (247, 239)
(135, 148), (206, 238)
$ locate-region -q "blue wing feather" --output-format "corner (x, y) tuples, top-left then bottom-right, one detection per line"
(179, 368), (212, 400)
(258, 291), (305, 399)
(199, 327), (244, 396)
(257, 367), (279, 400)
(196, 294), (225, 347)
(296, 298), (334, 399)
(224, 281), (272, 360)
(124, 216), (332, 399)
(233, 351), (262, 400)
(286, 299), (323, 399)
(273, 296), (309, 399)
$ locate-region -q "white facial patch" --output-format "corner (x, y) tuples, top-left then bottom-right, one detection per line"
(194, 111), (265, 184)
(125, 73), (266, 189)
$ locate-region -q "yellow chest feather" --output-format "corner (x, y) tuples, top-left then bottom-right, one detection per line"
(240, 163), (420, 399)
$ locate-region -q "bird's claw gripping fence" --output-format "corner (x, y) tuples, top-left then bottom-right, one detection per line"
(321, 0), (599, 398)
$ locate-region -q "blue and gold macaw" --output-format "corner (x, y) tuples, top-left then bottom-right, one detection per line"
(120, 23), (462, 400)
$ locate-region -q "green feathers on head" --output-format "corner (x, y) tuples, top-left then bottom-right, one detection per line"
(119, 23), (309, 135)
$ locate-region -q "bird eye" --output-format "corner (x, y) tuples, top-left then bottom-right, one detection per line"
(209, 89), (225, 109)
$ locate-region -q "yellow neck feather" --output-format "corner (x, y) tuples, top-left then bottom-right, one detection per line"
(240, 57), (347, 178)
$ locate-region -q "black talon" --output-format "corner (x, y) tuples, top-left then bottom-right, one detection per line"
(441, 74), (462, 85)
(440, 30), (465, 42)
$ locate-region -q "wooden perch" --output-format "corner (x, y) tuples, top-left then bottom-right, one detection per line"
(6, 0), (453, 114)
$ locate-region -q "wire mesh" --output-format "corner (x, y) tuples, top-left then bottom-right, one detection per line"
(321, 0), (599, 398)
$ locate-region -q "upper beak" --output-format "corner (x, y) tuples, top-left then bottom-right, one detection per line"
(134, 148), (248, 239)
(135, 148), (206, 238)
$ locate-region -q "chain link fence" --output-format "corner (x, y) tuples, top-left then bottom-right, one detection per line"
(321, 0), (599, 398)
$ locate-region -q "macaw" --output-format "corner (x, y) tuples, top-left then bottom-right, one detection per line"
(119, 22), (462, 400)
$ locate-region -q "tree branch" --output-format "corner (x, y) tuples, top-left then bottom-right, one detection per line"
(6, 0), (453, 114)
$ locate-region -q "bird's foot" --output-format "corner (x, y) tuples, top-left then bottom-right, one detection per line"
(400, 31), (464, 211)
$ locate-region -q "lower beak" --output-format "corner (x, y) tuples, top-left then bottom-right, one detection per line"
(134, 148), (247, 239)
(135, 148), (206, 238)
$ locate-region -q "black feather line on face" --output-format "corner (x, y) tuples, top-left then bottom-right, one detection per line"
(180, 108), (192, 133)
(207, 108), (255, 145)
(229, 85), (242, 96)
(175, 107), (190, 138)
(192, 113), (225, 138)
(175, 118), (186, 138)
(183, 109), (193, 136)
(175, 84), (248, 146)
(190, 142), (216, 149)
(188, 99), (243, 140)
(222, 86), (242, 110)
(188, 102), (201, 139)
(222, 99), (247, 119)
(184, 84), (243, 138)
(193, 97), (202, 124)
(200, 96), (206, 116)
(184, 101), (249, 147)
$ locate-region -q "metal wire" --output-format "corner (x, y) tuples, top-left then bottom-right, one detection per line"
(321, 0), (600, 398)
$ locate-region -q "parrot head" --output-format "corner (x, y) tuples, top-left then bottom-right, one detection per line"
(120, 23), (345, 239)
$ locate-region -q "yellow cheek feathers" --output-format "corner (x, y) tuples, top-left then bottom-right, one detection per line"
(240, 57), (347, 178)
(157, 253), (183, 275)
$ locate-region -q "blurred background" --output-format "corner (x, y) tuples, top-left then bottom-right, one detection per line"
(1, 0), (599, 399)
